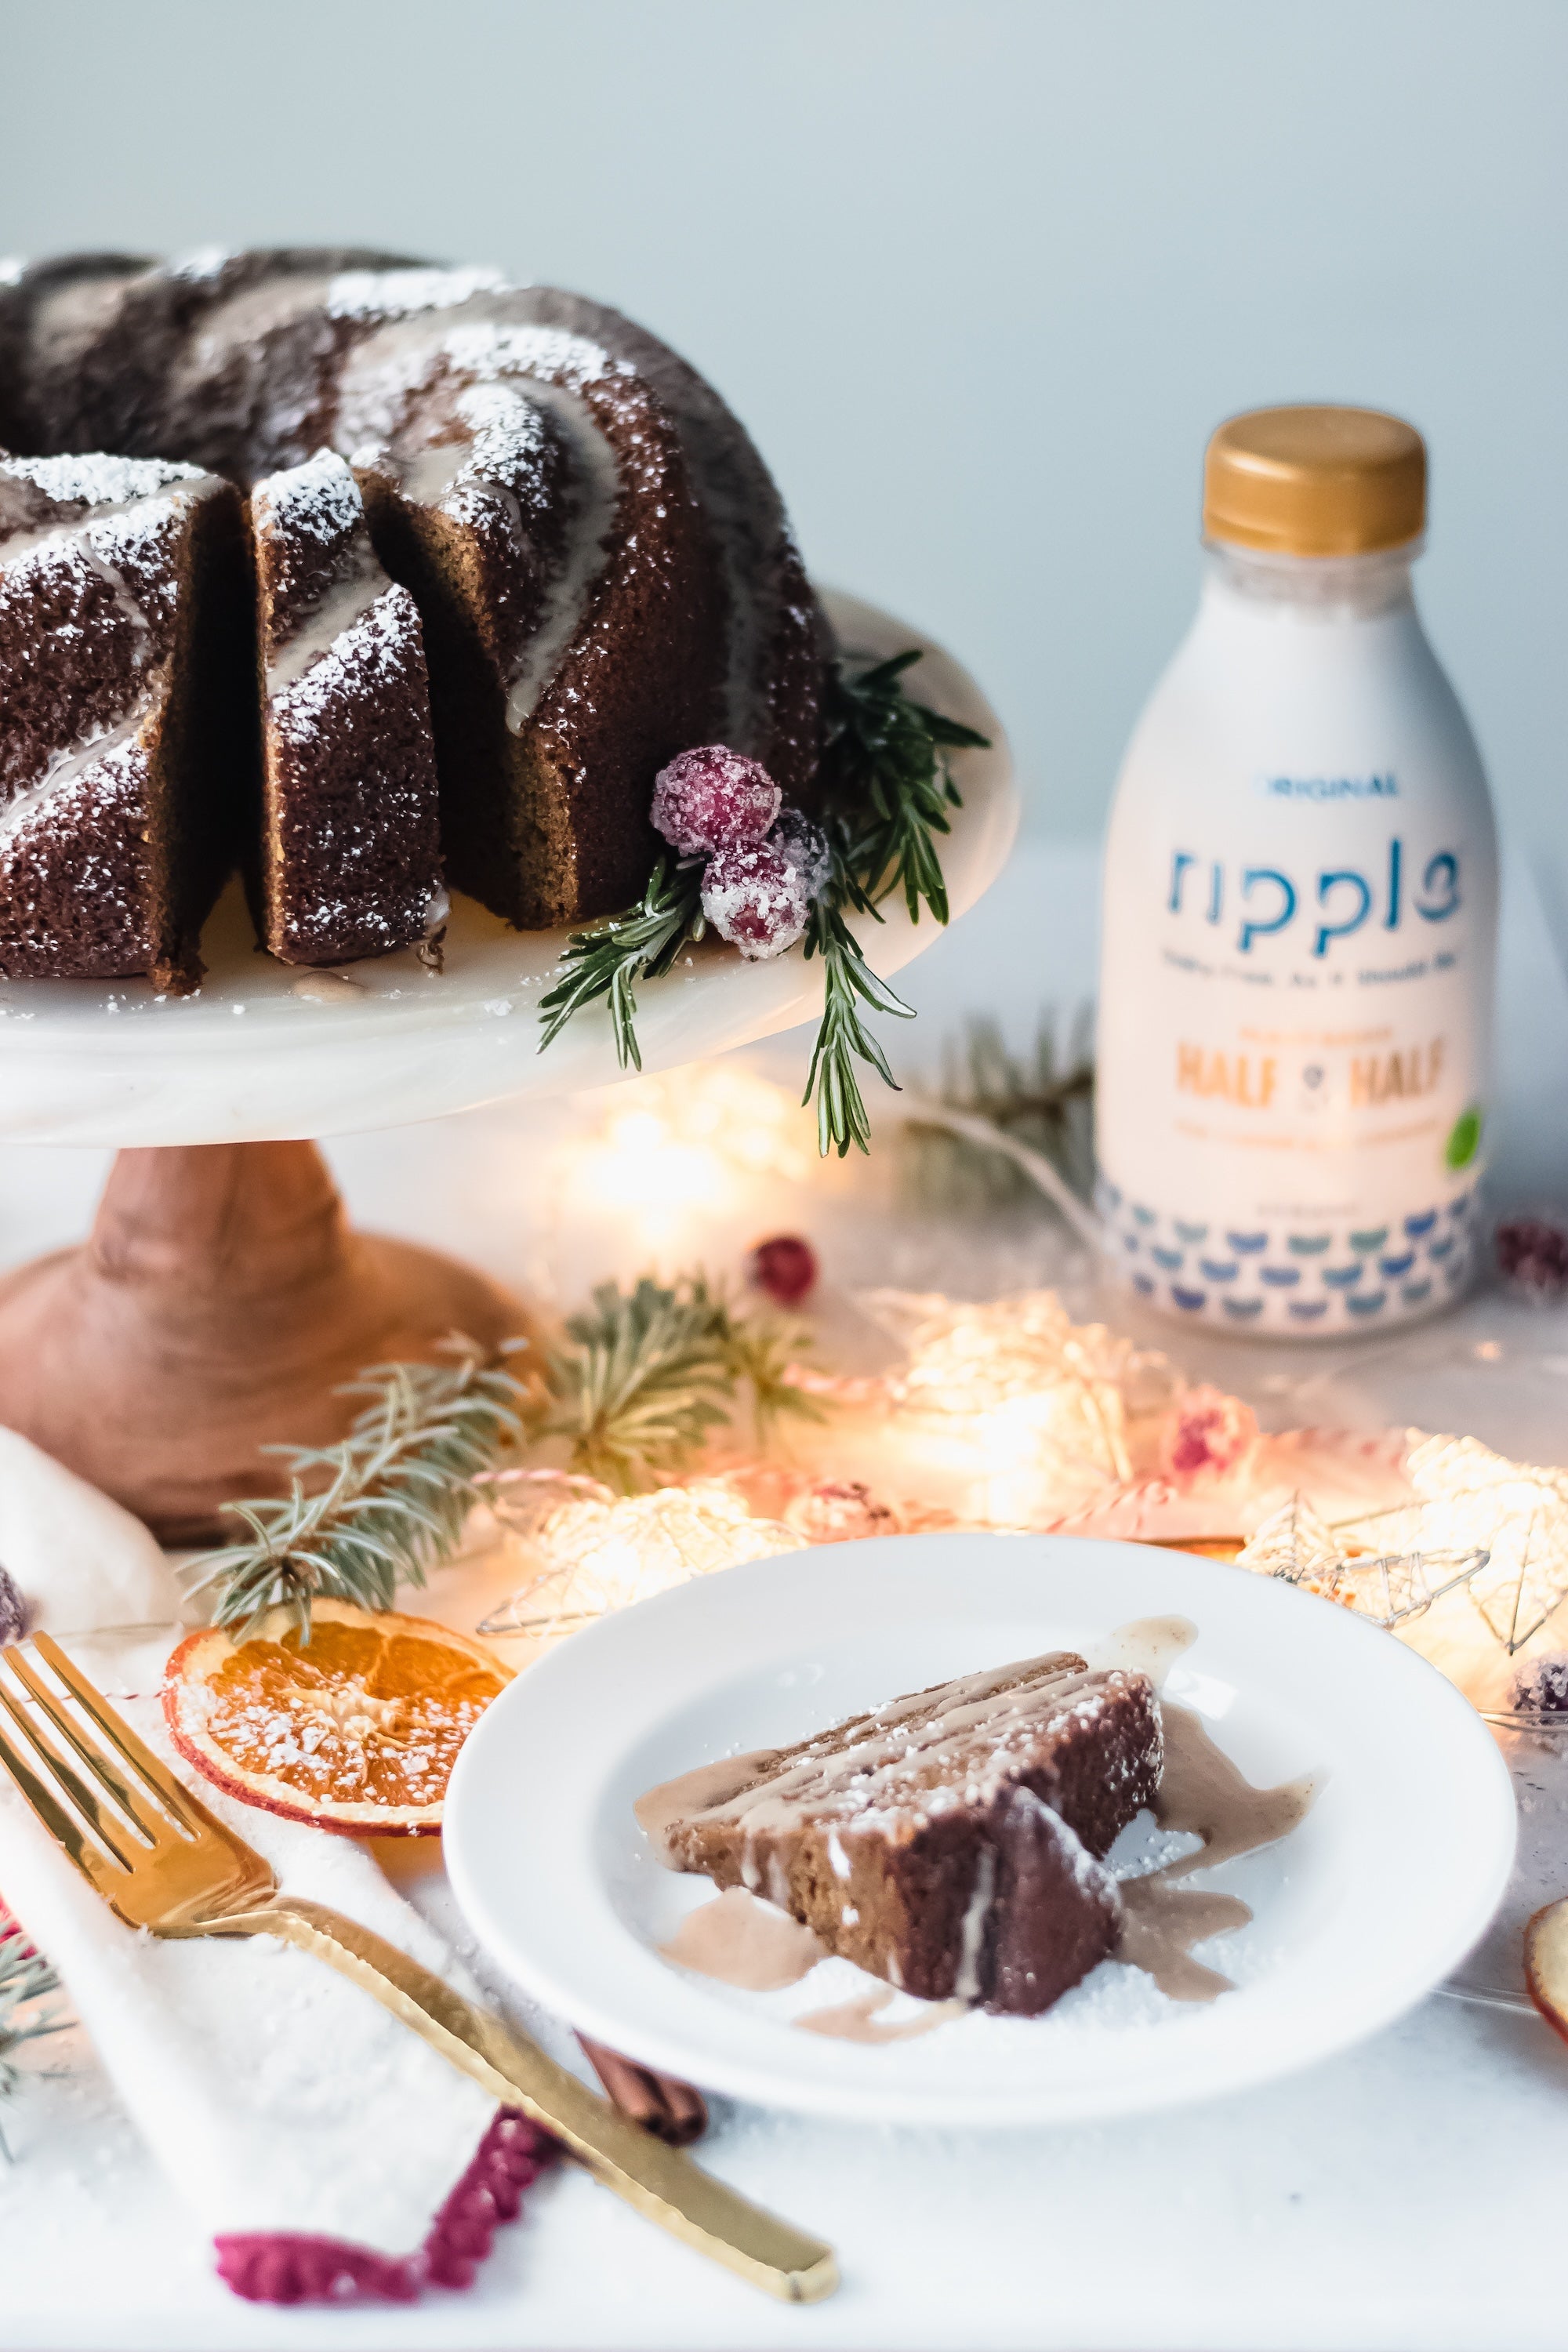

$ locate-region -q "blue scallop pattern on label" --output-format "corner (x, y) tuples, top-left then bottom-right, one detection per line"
(1096, 1179), (1478, 1334)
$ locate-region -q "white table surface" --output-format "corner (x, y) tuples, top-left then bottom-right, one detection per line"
(4, 840), (1568, 2352)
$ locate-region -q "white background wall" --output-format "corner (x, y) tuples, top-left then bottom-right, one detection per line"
(5, 0), (1565, 858)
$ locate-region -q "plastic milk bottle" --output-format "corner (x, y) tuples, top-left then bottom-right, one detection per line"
(1095, 406), (1497, 1336)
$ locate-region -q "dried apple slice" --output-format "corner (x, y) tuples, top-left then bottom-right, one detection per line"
(1524, 1898), (1568, 2047)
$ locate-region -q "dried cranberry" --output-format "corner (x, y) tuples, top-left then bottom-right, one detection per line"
(747, 1233), (818, 1306)
(651, 746), (780, 857)
(1495, 1216), (1568, 1300)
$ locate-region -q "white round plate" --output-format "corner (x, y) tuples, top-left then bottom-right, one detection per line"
(0, 591), (1016, 1146)
(445, 1533), (1516, 2129)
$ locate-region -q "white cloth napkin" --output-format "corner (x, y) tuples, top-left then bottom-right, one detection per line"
(0, 1432), (506, 2261)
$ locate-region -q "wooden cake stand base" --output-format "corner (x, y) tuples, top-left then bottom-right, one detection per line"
(0, 1142), (526, 1544)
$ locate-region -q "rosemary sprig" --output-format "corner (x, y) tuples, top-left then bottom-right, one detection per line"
(536, 649), (989, 1153)
(185, 1352), (530, 1642)
(538, 853), (706, 1073)
(803, 652), (988, 1156)
(820, 649), (980, 926)
(0, 1930), (67, 2155)
(537, 1273), (821, 1494)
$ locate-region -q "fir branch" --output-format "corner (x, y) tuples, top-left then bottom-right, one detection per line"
(1, 1930), (67, 2151)
(900, 1008), (1098, 1215)
(184, 1352), (530, 1642)
(539, 1278), (733, 1493)
(539, 1274), (824, 1494)
(537, 854), (706, 1072)
(689, 1275), (825, 1451)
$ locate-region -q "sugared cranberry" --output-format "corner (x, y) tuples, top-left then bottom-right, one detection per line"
(1496, 1216), (1568, 1301)
(700, 839), (810, 960)
(748, 1232), (818, 1306)
(0, 1564), (24, 1646)
(1159, 1385), (1259, 1486)
(652, 746), (780, 857)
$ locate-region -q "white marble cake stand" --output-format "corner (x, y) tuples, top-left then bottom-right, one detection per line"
(0, 592), (1018, 1539)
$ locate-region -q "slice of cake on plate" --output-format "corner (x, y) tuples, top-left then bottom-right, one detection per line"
(249, 450), (444, 966)
(0, 448), (249, 985)
(639, 1653), (1162, 2015)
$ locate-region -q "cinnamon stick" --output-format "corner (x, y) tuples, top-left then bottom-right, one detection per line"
(575, 2033), (708, 2146)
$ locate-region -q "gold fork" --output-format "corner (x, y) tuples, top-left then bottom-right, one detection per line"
(0, 1634), (837, 2304)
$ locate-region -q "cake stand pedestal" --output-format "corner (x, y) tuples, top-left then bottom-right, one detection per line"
(0, 1142), (525, 1543)
(0, 593), (1017, 1543)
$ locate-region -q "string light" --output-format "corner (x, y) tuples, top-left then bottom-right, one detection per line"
(477, 1471), (802, 1639)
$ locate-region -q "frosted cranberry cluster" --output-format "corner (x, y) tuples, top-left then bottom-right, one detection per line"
(651, 746), (827, 960)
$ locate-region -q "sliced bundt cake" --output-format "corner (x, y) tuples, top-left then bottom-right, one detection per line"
(250, 450), (443, 966)
(0, 248), (829, 969)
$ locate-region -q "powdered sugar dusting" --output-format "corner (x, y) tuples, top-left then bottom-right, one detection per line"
(2, 450), (207, 512)
(325, 265), (506, 323)
(253, 448), (363, 557)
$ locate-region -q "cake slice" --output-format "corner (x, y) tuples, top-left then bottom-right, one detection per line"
(638, 1653), (1162, 2016)
(0, 449), (249, 985)
(249, 451), (445, 966)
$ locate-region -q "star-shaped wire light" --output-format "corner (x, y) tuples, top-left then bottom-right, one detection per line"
(1235, 1492), (1489, 1631)
(477, 1471), (803, 1638)
(1335, 1435), (1568, 1653)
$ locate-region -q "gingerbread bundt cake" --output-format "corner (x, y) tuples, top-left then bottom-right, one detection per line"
(0, 249), (826, 978)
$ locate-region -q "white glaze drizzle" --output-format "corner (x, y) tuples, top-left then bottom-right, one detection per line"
(264, 562), (387, 691)
(0, 712), (145, 844)
(953, 1849), (997, 2002)
(336, 309), (624, 735)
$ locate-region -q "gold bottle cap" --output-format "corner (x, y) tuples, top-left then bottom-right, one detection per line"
(1203, 405), (1426, 557)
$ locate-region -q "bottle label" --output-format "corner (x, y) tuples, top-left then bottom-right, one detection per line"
(1097, 808), (1493, 1335)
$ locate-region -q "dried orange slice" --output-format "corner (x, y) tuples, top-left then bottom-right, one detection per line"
(163, 1599), (511, 1836)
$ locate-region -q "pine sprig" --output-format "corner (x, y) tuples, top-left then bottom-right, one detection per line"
(537, 1274), (822, 1494)
(1, 1930), (67, 2151)
(538, 1277), (733, 1491)
(185, 1352), (530, 1642)
(538, 854), (706, 1072)
(535, 648), (988, 1154)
